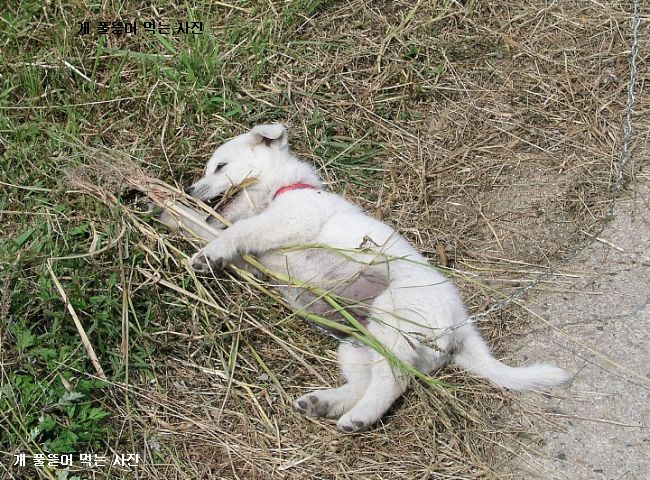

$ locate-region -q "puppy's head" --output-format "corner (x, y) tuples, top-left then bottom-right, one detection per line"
(185, 124), (289, 221)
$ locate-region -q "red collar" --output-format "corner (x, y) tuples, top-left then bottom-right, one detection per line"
(272, 183), (318, 200)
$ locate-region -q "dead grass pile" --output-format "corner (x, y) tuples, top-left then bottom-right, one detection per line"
(295, 0), (649, 339)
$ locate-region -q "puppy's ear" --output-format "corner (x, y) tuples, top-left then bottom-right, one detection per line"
(251, 124), (288, 150)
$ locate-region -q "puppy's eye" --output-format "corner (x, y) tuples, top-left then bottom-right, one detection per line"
(214, 162), (226, 173)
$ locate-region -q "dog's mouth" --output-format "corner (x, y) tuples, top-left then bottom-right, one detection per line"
(202, 191), (239, 226)
(205, 193), (225, 211)
(194, 177), (258, 225)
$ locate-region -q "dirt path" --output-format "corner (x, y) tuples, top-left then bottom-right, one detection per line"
(510, 167), (650, 479)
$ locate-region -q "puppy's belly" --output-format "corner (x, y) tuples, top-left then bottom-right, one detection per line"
(259, 249), (389, 334)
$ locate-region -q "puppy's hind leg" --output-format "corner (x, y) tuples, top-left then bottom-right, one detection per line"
(294, 342), (372, 419)
(335, 318), (413, 433)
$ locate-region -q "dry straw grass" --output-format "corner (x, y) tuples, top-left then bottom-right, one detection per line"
(68, 0), (648, 471)
(6, 0), (647, 478)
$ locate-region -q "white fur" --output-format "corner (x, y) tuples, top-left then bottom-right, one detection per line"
(160, 124), (569, 432)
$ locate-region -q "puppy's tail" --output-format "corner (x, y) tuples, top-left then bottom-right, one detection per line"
(451, 327), (569, 390)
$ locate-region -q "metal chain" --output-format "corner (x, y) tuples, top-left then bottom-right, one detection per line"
(429, 0), (642, 340)
(611, 0), (641, 217)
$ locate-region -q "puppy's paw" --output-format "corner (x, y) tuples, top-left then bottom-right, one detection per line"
(191, 237), (236, 273)
(191, 249), (226, 273)
(336, 415), (367, 433)
(294, 393), (331, 418)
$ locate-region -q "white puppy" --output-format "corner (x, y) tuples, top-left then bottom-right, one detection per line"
(160, 124), (568, 433)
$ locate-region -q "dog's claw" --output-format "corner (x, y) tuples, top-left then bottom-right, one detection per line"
(191, 251), (226, 273)
(190, 252), (209, 273)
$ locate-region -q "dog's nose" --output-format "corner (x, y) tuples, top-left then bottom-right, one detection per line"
(184, 186), (194, 195)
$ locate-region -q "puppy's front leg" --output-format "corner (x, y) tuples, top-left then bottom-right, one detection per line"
(191, 202), (323, 272)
